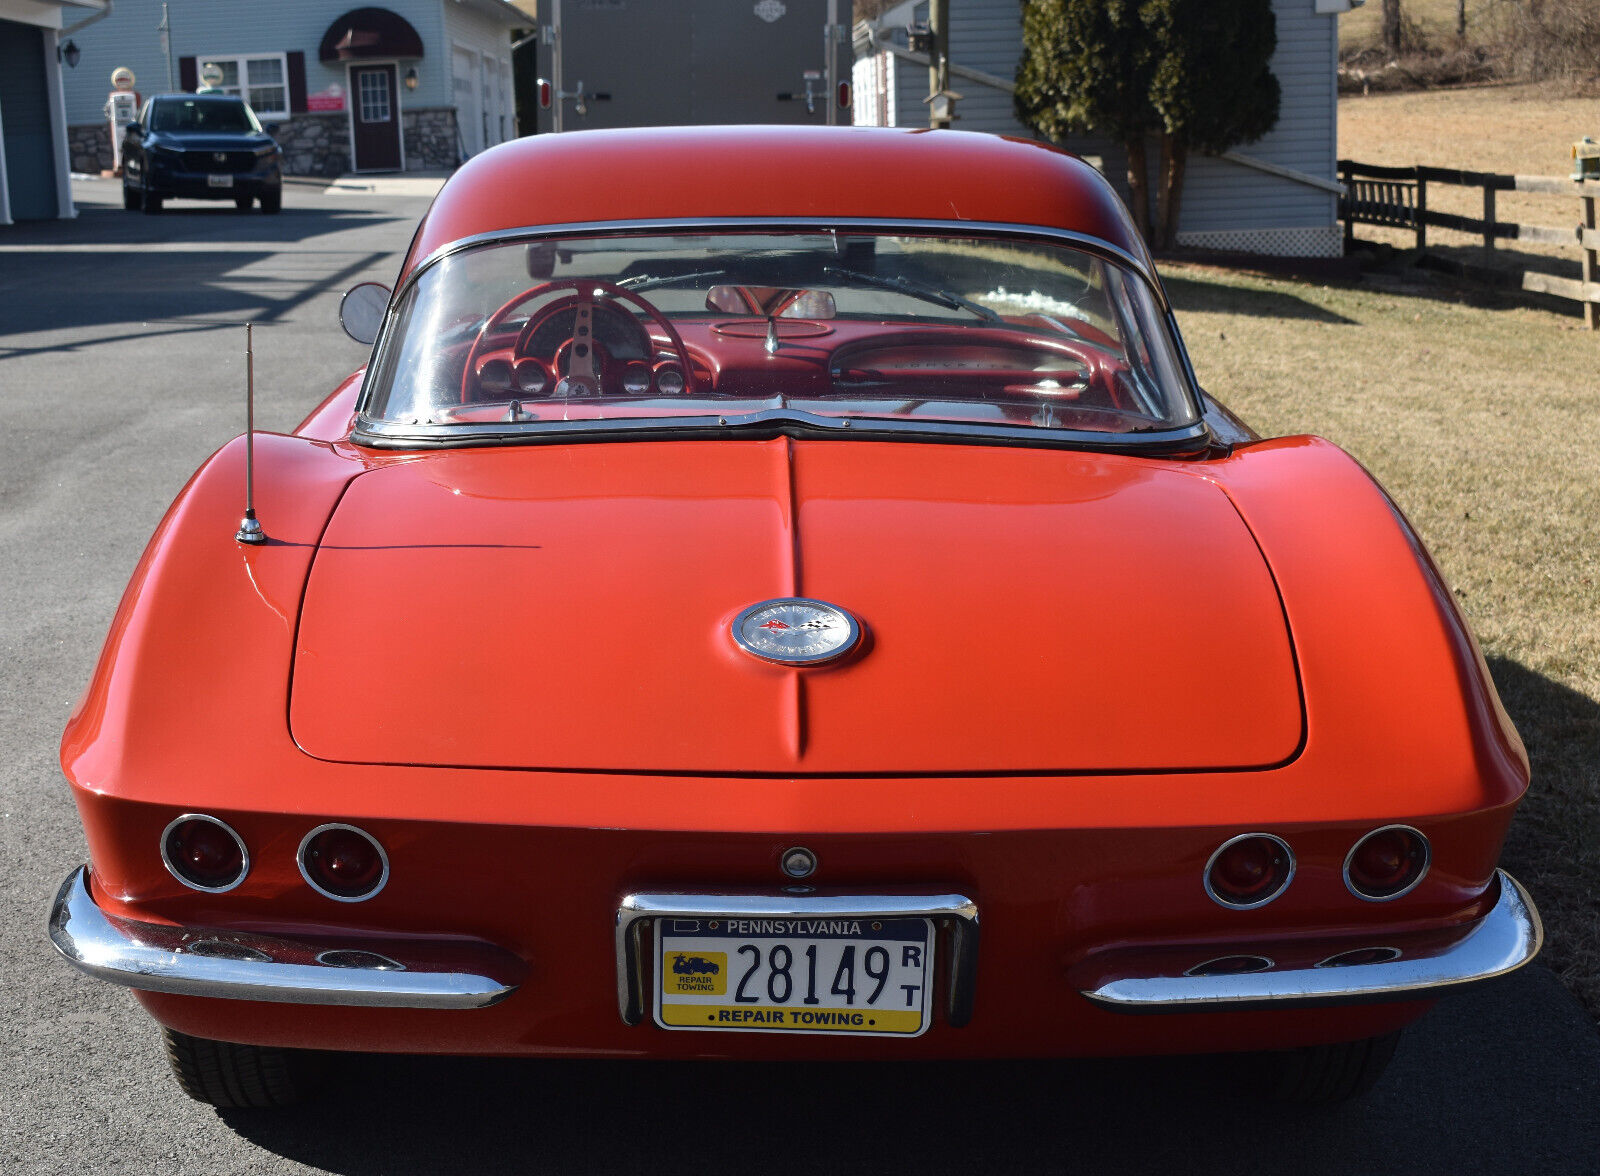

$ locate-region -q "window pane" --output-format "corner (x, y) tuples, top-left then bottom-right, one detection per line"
(246, 57), (284, 86)
(358, 71), (391, 122)
(210, 59), (239, 87)
(248, 86), (285, 114)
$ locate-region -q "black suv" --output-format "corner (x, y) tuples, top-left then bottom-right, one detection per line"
(121, 94), (284, 214)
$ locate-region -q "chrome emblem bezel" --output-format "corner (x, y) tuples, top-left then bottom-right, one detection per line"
(731, 598), (861, 666)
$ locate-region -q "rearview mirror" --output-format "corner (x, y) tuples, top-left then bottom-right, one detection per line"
(706, 286), (837, 320)
(339, 282), (391, 345)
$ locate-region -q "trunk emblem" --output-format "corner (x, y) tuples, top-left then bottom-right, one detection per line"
(732, 599), (860, 666)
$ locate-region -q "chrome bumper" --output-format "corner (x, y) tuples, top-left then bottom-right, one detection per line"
(48, 867), (522, 1009)
(1079, 869), (1542, 1013)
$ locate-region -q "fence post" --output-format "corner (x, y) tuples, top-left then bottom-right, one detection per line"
(1415, 171), (1427, 252)
(1583, 188), (1597, 331)
(1482, 181), (1495, 253)
(1341, 162), (1353, 254)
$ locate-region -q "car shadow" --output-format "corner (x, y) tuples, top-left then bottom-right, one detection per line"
(1488, 656), (1600, 1019)
(1162, 274), (1357, 324)
(0, 248), (391, 351)
(0, 201), (404, 248)
(215, 967), (1600, 1173)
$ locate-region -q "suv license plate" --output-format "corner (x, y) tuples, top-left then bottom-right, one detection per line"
(654, 915), (933, 1036)
(207, 174), (233, 188)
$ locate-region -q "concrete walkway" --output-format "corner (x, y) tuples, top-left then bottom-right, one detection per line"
(323, 169), (452, 197)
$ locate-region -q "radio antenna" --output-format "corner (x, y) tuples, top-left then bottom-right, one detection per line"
(235, 322), (267, 545)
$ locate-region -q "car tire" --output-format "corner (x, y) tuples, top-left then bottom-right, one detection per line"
(160, 1027), (326, 1108)
(1257, 1030), (1402, 1105)
(122, 184), (140, 211)
(141, 180), (164, 214)
(235, 195), (254, 211)
(260, 188), (282, 214)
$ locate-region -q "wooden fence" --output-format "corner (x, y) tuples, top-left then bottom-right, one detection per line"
(1339, 159), (1600, 328)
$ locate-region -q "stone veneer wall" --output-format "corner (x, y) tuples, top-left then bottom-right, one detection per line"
(69, 123), (113, 175)
(66, 106), (462, 178)
(403, 107), (460, 172)
(274, 112), (351, 178)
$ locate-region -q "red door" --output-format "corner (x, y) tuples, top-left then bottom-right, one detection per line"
(351, 64), (401, 172)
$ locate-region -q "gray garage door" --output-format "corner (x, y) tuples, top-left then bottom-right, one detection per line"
(0, 20), (59, 221)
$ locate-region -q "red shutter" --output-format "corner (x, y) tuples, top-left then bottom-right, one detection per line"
(178, 56), (197, 92)
(287, 51), (307, 113)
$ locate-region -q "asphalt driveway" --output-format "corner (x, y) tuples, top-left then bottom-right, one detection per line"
(2, 177), (1597, 1175)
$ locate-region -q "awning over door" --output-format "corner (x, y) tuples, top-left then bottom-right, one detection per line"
(319, 7), (425, 62)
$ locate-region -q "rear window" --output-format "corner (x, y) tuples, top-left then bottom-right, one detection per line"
(360, 228), (1200, 444)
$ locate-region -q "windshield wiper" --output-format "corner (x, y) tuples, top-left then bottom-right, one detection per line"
(618, 268), (727, 293)
(821, 266), (999, 321)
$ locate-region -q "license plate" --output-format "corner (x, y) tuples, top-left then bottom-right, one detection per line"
(654, 915), (933, 1036)
(207, 174), (233, 188)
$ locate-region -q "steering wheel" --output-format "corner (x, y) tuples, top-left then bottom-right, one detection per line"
(460, 279), (698, 403)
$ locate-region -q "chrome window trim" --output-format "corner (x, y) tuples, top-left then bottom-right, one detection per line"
(615, 890), (979, 1029)
(297, 822), (391, 903)
(355, 412), (1214, 454)
(353, 216), (1204, 445)
(1343, 824), (1431, 902)
(1083, 869), (1541, 1013)
(159, 813), (250, 894)
(48, 867), (519, 1009)
(1202, 832), (1296, 911)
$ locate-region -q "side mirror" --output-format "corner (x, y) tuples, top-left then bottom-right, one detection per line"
(123, 122), (142, 138)
(339, 282), (391, 345)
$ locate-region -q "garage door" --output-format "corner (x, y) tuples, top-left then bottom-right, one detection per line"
(452, 46), (480, 157)
(0, 20), (60, 221)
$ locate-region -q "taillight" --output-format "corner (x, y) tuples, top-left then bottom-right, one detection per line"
(161, 814), (249, 893)
(1204, 833), (1294, 909)
(298, 823), (389, 902)
(1344, 825), (1429, 901)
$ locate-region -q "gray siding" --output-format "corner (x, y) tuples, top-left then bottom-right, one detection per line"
(58, 1), (470, 124)
(865, 0), (1337, 235)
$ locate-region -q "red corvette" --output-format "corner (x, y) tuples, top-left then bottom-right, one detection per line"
(49, 127), (1540, 1107)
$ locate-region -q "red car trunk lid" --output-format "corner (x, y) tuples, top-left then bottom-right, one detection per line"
(290, 440), (1302, 774)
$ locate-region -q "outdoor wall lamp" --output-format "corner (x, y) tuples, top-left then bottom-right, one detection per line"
(59, 39), (81, 68)
(404, 67), (418, 91)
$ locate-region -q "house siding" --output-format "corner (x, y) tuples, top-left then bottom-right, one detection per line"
(862, 0), (1341, 256)
(57, 1), (518, 175)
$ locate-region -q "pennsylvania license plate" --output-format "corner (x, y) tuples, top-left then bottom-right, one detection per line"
(207, 174), (233, 188)
(654, 915), (933, 1036)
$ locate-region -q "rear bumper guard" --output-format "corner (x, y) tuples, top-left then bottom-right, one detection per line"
(1078, 869), (1542, 1013)
(48, 866), (522, 1009)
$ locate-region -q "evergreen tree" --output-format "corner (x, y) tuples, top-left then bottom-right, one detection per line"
(1145, 0), (1281, 247)
(1015, 0), (1281, 249)
(1015, 0), (1158, 240)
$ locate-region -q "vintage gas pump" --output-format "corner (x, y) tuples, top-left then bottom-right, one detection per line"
(103, 68), (140, 174)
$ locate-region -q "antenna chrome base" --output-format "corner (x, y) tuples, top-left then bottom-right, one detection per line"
(235, 511), (267, 545)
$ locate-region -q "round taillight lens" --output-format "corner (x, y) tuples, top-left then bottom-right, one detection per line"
(1205, 833), (1294, 909)
(161, 815), (248, 892)
(298, 824), (388, 902)
(1345, 825), (1429, 901)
